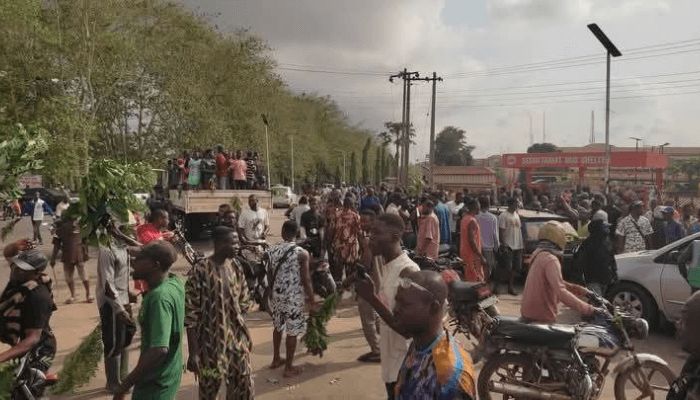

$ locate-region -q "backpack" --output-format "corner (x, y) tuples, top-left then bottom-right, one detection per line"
(0, 275), (53, 345)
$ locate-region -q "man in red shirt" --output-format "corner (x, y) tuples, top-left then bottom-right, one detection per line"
(135, 209), (174, 293)
(215, 145), (229, 190)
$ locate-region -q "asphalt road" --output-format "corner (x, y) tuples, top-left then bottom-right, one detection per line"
(0, 212), (690, 399)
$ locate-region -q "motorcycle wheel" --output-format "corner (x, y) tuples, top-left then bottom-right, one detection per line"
(613, 359), (675, 400)
(477, 353), (538, 400)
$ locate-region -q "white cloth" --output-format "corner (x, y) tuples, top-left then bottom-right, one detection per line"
(385, 203), (400, 216)
(32, 199), (46, 221)
(376, 252), (419, 383)
(290, 204), (310, 226)
(55, 201), (69, 218)
(446, 200), (464, 233)
(591, 209), (608, 223)
(238, 207), (270, 241)
(96, 244), (130, 313)
(498, 210), (524, 250)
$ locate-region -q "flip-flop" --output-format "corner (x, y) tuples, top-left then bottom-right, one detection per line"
(86, 297), (95, 304)
(64, 297), (74, 305)
(357, 352), (381, 363)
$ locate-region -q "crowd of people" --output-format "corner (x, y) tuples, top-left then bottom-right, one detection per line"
(1, 180), (700, 399)
(167, 146), (267, 191)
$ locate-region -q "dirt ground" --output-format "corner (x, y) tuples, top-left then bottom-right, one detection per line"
(0, 210), (690, 399)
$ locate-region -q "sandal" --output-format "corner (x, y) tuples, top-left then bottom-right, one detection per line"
(64, 297), (74, 305)
(357, 352), (381, 363)
(86, 297), (95, 304)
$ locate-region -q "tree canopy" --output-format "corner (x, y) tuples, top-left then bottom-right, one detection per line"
(527, 143), (559, 153)
(434, 126), (474, 166)
(0, 0), (384, 188)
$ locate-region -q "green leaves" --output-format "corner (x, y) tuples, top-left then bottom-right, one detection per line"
(0, 124), (47, 200)
(66, 159), (154, 246)
(51, 325), (103, 395)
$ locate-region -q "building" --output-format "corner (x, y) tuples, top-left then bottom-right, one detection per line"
(431, 166), (497, 193)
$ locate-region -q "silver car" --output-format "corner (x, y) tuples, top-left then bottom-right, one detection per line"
(608, 232), (698, 328)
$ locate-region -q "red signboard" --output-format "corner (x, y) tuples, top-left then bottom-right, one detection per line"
(502, 151), (668, 169)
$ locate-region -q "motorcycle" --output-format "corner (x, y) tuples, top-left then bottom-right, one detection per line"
(473, 292), (675, 400)
(171, 230), (206, 266)
(447, 279), (500, 357)
(9, 350), (58, 399)
(235, 240), (271, 312)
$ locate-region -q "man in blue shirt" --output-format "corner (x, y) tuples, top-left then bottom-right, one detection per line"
(433, 193), (451, 247)
(360, 188), (382, 214)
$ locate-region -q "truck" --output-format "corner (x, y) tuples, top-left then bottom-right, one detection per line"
(168, 188), (272, 240)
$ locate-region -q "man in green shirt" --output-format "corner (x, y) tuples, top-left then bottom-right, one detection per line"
(113, 241), (185, 400)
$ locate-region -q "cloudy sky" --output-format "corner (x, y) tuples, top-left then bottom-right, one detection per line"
(182, 0), (700, 159)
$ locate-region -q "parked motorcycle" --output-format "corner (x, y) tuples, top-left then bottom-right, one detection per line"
(171, 230), (206, 266)
(447, 279), (499, 356)
(474, 292), (675, 400)
(9, 350), (58, 399)
(236, 240), (270, 312)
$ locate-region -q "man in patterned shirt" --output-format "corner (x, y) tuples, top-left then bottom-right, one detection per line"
(615, 200), (653, 254)
(185, 226), (253, 399)
(393, 270), (475, 399)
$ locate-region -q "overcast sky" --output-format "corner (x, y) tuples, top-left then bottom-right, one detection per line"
(182, 0), (700, 158)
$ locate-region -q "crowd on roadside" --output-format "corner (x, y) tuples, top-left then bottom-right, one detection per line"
(166, 146), (267, 191)
(2, 180), (700, 399)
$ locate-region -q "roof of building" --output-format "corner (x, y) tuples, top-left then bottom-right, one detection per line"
(432, 166), (496, 175)
(560, 143), (700, 156)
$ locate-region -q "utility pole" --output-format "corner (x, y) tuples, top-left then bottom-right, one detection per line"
(427, 72), (443, 188)
(290, 135), (295, 191)
(528, 112), (533, 145)
(542, 111), (546, 142)
(389, 69), (420, 186)
(590, 110), (595, 144)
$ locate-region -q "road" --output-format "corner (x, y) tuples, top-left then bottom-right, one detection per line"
(0, 211), (689, 399)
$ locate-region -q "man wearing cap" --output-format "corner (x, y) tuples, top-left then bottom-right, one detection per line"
(0, 242), (57, 375)
(113, 241), (184, 400)
(615, 200), (653, 254)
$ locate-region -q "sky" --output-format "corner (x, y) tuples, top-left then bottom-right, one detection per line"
(181, 0), (700, 159)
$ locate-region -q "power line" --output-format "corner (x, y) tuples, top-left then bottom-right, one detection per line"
(445, 39), (700, 78)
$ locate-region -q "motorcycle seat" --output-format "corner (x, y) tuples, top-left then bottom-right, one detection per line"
(492, 316), (576, 347)
(449, 280), (485, 302)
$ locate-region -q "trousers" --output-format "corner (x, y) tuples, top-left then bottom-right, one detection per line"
(198, 354), (254, 400)
(357, 295), (380, 353)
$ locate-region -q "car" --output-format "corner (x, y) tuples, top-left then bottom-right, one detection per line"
(271, 185), (297, 208)
(607, 232), (697, 329)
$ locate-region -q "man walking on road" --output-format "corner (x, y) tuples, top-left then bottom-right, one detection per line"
(113, 241), (184, 400)
(268, 221), (315, 378)
(355, 213), (420, 399)
(185, 226), (253, 399)
(497, 198), (523, 295)
(28, 192), (53, 244)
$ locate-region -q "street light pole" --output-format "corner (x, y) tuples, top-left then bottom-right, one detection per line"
(588, 23), (622, 193)
(261, 114), (272, 189)
(290, 135), (295, 191)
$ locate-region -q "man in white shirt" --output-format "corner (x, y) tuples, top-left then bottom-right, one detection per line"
(356, 213), (420, 399)
(30, 192), (53, 244)
(287, 196), (310, 227)
(446, 192), (465, 247)
(497, 198), (523, 295)
(238, 194), (270, 243)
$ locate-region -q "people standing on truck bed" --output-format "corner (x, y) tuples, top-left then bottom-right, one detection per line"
(245, 150), (258, 189)
(230, 150), (248, 190)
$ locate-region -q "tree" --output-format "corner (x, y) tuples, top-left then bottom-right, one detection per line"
(434, 126), (474, 166)
(361, 137), (371, 184)
(374, 146), (381, 185)
(671, 158), (700, 184)
(349, 152), (357, 184)
(0, 124), (48, 200)
(527, 143), (558, 153)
